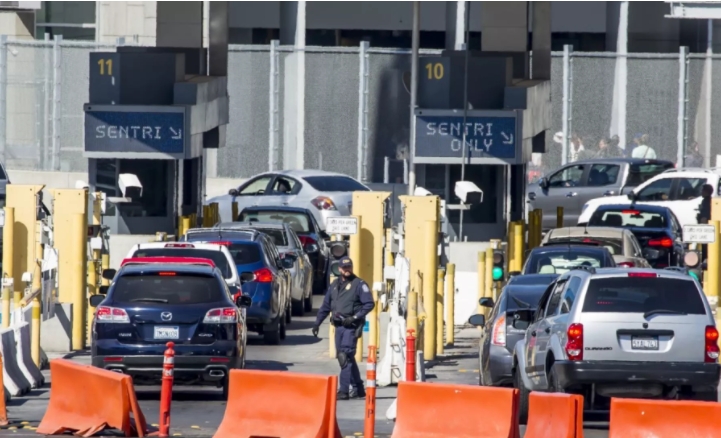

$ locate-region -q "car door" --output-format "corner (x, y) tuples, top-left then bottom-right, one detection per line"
(624, 231), (651, 267)
(669, 211), (685, 264)
(574, 163), (622, 211)
(523, 281), (555, 390)
(530, 164), (586, 229)
(307, 212), (330, 279)
(669, 177), (707, 226)
(632, 177), (674, 208)
(532, 279), (567, 390)
(225, 175), (275, 222)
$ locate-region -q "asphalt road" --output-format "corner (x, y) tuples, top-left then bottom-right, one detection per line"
(3, 296), (610, 437)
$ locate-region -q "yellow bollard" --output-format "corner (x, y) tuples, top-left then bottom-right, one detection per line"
(101, 253), (110, 286)
(407, 290), (418, 340)
(484, 247), (493, 301)
(31, 244), (41, 367)
(71, 213), (87, 351)
(232, 202), (239, 222)
(513, 222), (524, 273)
(477, 251), (486, 315)
(445, 263), (455, 346)
(556, 206), (564, 229)
(706, 221), (720, 308)
(423, 220), (438, 360)
(2, 207), (13, 329)
(436, 268), (445, 356)
(92, 192), (102, 226)
(349, 215), (363, 362)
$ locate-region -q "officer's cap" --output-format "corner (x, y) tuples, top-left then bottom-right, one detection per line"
(339, 257), (353, 269)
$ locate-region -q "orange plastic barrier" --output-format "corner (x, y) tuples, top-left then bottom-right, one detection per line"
(213, 369), (342, 438)
(610, 397), (721, 438)
(391, 381), (520, 438)
(37, 359), (147, 437)
(524, 392), (584, 438)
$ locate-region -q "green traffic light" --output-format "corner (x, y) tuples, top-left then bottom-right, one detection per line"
(689, 271), (699, 281)
(492, 267), (504, 281)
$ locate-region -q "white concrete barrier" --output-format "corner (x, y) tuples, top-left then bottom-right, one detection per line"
(13, 322), (44, 388)
(0, 328), (31, 396)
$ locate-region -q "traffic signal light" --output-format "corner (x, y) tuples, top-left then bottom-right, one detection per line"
(492, 250), (505, 281)
(328, 240), (349, 277)
(683, 250), (703, 282)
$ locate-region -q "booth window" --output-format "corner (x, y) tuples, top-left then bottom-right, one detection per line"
(118, 159), (168, 217)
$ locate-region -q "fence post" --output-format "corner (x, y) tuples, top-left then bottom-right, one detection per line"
(706, 20), (713, 168)
(268, 39), (279, 171)
(561, 44), (572, 165)
(51, 34), (62, 172)
(0, 35), (7, 167)
(43, 33), (51, 170)
(677, 46), (689, 167)
(357, 41), (370, 182)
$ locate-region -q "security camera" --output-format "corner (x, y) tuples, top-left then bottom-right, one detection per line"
(414, 186), (433, 197)
(455, 181), (483, 204)
(75, 180), (89, 190)
(118, 174), (143, 200)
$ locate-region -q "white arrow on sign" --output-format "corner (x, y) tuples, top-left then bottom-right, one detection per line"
(501, 132), (514, 145)
(170, 127), (183, 140)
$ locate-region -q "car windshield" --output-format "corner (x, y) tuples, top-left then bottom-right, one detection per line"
(131, 248), (232, 279)
(589, 209), (667, 229)
(303, 176), (369, 192)
(255, 228), (289, 246)
(547, 237), (624, 256)
(583, 277), (705, 314)
(226, 243), (262, 265)
(238, 211), (311, 234)
(525, 250), (608, 275)
(112, 273), (227, 305)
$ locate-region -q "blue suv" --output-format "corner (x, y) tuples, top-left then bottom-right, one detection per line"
(90, 257), (251, 399)
(182, 228), (293, 345)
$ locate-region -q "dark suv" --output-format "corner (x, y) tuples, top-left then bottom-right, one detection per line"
(183, 228), (293, 345)
(90, 257), (251, 398)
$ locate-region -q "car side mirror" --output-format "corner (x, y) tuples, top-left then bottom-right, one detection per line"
(99, 285), (109, 295)
(319, 231), (330, 240)
(305, 243), (319, 254)
(627, 192), (637, 201)
(468, 314), (486, 327)
(539, 177), (549, 189)
(89, 295), (105, 308)
(478, 297), (494, 308)
(240, 272), (255, 283)
(236, 295), (252, 308)
(102, 269), (116, 281)
(643, 248), (661, 260)
(281, 258), (294, 269)
(228, 188), (239, 196)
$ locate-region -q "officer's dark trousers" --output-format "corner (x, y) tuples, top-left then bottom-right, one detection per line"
(335, 325), (364, 393)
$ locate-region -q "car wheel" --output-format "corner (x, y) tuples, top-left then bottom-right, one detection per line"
(304, 292), (313, 313)
(514, 368), (530, 425)
(292, 300), (305, 317)
(263, 322), (281, 345)
(279, 314), (287, 340)
(547, 366), (564, 393)
(285, 304), (292, 324)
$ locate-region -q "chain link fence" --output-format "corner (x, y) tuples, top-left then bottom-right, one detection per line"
(1, 36), (719, 180)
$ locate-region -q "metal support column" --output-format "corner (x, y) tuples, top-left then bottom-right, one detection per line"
(561, 44), (572, 165)
(706, 19), (713, 168)
(357, 41), (369, 182)
(51, 35), (63, 171)
(678, 46), (689, 167)
(0, 35), (6, 166)
(408, 1), (420, 195)
(269, 40), (280, 171)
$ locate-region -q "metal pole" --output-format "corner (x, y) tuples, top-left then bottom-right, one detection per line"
(357, 41), (369, 181)
(706, 19), (713, 168)
(51, 35), (62, 172)
(384, 157), (389, 183)
(408, 1), (420, 195)
(268, 40), (279, 171)
(0, 35), (6, 166)
(458, 1), (470, 240)
(561, 44), (571, 165)
(677, 46), (688, 167)
(295, 1), (306, 170)
(43, 33), (51, 170)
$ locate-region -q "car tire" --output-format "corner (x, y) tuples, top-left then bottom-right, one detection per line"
(285, 304), (292, 324)
(687, 389), (718, 402)
(263, 322), (281, 345)
(547, 366), (564, 393)
(514, 368), (530, 425)
(279, 315), (287, 340)
(292, 300), (305, 317)
(304, 292), (313, 313)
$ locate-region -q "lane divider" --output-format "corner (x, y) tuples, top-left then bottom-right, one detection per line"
(525, 392), (583, 438)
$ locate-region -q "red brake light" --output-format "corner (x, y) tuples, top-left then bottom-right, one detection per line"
(158, 272), (176, 276)
(209, 241), (231, 247)
(96, 306), (130, 323)
(648, 237), (673, 248)
(491, 314), (506, 346)
(254, 268), (274, 283)
(210, 357), (230, 363)
(311, 196), (337, 211)
(621, 210), (640, 215)
(165, 243), (194, 248)
(705, 326), (719, 363)
(203, 307), (237, 324)
(298, 235), (317, 247)
(617, 261), (635, 268)
(103, 357), (123, 362)
(627, 272), (657, 278)
(566, 323), (583, 361)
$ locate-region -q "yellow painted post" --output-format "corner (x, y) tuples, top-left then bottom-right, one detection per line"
(445, 263), (455, 346)
(423, 220), (438, 360)
(92, 192), (102, 226)
(202, 205), (210, 227)
(436, 267), (445, 356)
(706, 220), (720, 311)
(513, 222), (524, 272)
(556, 206), (564, 229)
(232, 202), (239, 222)
(51, 188), (88, 306)
(407, 290), (418, 340)
(349, 215), (363, 362)
(31, 231), (42, 367)
(2, 207), (14, 329)
(477, 252), (487, 315)
(484, 247), (493, 301)
(101, 253), (110, 286)
(71, 213), (86, 351)
(507, 221), (515, 271)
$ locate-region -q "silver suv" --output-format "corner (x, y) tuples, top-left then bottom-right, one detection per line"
(512, 267), (720, 423)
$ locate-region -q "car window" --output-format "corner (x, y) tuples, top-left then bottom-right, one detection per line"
(239, 177), (273, 196)
(526, 250), (608, 275)
(544, 281), (567, 318)
(131, 248), (232, 279)
(670, 213), (681, 233)
(226, 242), (262, 265)
(289, 229), (303, 249)
(589, 208), (667, 229)
(270, 177), (298, 195)
(507, 287), (549, 312)
(587, 164), (620, 187)
(302, 176), (369, 192)
(255, 228), (288, 246)
(560, 277), (581, 314)
(627, 163), (674, 186)
(238, 210), (311, 233)
(112, 273), (226, 305)
(636, 178), (673, 202)
(264, 237), (281, 263)
(674, 177), (706, 201)
(548, 165), (584, 188)
(582, 277), (706, 315)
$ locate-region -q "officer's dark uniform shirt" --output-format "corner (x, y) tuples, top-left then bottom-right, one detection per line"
(315, 274), (374, 326)
(699, 196), (712, 224)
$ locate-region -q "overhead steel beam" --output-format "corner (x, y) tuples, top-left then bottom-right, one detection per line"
(666, 2), (721, 19)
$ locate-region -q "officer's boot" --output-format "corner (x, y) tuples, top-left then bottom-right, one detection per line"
(337, 390), (350, 400)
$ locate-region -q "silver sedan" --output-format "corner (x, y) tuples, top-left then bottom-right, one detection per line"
(207, 170), (371, 229)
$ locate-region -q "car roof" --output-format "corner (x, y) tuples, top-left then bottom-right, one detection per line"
(548, 227), (626, 238)
(560, 267), (694, 281)
(185, 228), (259, 241)
(273, 169), (352, 178)
(136, 242), (226, 250)
(220, 221), (286, 230)
(240, 205), (312, 214)
(119, 262), (218, 276)
(531, 245), (610, 255)
(595, 204), (670, 214)
(572, 158), (674, 165)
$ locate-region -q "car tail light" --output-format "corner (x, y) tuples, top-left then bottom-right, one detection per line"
(628, 272), (657, 278)
(254, 268), (274, 283)
(298, 235), (318, 247)
(165, 243), (194, 248)
(311, 196), (337, 211)
(705, 326), (719, 363)
(565, 323), (583, 361)
(209, 241), (231, 247)
(103, 357), (123, 362)
(96, 306), (130, 323)
(158, 272), (177, 276)
(648, 237), (673, 248)
(491, 314), (506, 346)
(203, 308), (237, 324)
(617, 261), (635, 268)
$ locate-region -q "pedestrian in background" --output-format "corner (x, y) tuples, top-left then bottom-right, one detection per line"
(312, 256), (374, 400)
(631, 134), (657, 159)
(569, 134), (585, 162)
(596, 137), (624, 158)
(684, 141), (704, 168)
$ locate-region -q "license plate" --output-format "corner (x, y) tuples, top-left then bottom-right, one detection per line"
(631, 336), (658, 350)
(154, 326), (179, 340)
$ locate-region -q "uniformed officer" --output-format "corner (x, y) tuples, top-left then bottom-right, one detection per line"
(312, 256), (374, 400)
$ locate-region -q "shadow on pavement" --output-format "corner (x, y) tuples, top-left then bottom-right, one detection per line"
(245, 360), (294, 371)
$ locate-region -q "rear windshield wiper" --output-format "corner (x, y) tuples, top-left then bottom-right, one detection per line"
(643, 309), (687, 319)
(129, 298), (169, 303)
(510, 295), (532, 309)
